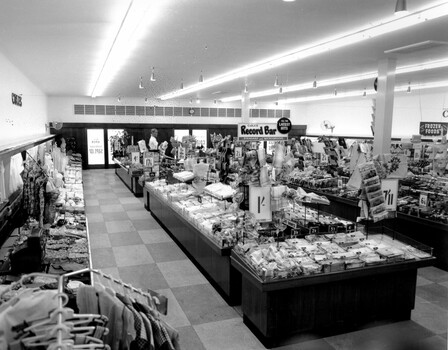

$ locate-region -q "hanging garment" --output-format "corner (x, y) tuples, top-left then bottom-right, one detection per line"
(0, 161), (5, 202)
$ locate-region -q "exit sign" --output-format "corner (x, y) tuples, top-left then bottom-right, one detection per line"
(11, 93), (22, 107)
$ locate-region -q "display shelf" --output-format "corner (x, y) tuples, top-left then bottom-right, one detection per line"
(114, 159), (143, 197)
(231, 249), (435, 346)
(146, 185), (241, 305)
(0, 134), (54, 161)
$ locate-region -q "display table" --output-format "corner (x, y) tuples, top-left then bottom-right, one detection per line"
(114, 160), (143, 197)
(146, 185), (241, 304)
(231, 250), (435, 346)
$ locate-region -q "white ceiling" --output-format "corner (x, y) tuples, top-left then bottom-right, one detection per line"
(0, 0), (447, 104)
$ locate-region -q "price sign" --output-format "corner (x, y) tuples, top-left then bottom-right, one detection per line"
(249, 186), (272, 222)
(337, 178), (343, 189)
(291, 228), (301, 238)
(381, 179), (399, 211)
(178, 146), (186, 159)
(328, 224), (338, 234)
(309, 226), (319, 234)
(414, 149), (421, 161)
(320, 153), (329, 165)
(234, 146), (243, 158)
(346, 223), (355, 233)
(131, 152), (140, 164)
(419, 192), (428, 207)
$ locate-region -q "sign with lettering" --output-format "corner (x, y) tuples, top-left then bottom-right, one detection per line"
(419, 192), (428, 207)
(249, 186), (272, 222)
(381, 179), (398, 211)
(277, 117), (292, 134)
(238, 124), (288, 141)
(87, 129), (105, 165)
(419, 122), (448, 136)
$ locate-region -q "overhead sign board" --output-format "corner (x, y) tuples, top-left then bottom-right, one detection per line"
(238, 124), (288, 141)
(419, 122), (448, 136)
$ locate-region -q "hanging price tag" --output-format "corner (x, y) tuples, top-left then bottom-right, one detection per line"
(414, 149), (421, 161)
(234, 146), (243, 158)
(337, 178), (343, 189)
(320, 153), (329, 165)
(419, 192), (428, 207)
(381, 179), (399, 211)
(345, 223), (355, 233)
(309, 226), (319, 234)
(328, 224), (338, 234)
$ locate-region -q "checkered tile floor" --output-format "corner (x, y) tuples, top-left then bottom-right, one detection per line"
(84, 169), (448, 350)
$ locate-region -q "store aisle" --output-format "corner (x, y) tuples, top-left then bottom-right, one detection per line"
(83, 169), (447, 350)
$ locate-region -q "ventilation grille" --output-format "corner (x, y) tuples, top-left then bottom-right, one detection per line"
(74, 104), (290, 118)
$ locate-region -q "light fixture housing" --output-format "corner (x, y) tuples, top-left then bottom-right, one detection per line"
(117, 95), (121, 102)
(395, 0), (408, 16)
(363, 88), (367, 97)
(199, 71), (204, 83)
(159, 2), (448, 101)
(180, 81), (184, 89)
(274, 75), (279, 87)
(279, 86), (283, 94)
(313, 76), (317, 89)
(150, 67), (156, 82)
(244, 84), (249, 93)
(145, 97), (148, 103)
(196, 98), (200, 104)
(407, 82), (412, 93)
(139, 76), (144, 89)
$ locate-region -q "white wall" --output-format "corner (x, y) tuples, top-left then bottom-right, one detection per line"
(287, 89), (448, 139)
(0, 51), (48, 147)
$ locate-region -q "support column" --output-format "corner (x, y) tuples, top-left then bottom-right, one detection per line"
(241, 90), (250, 123)
(373, 58), (397, 155)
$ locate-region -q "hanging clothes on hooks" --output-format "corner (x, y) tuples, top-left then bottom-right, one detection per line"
(0, 272), (110, 349)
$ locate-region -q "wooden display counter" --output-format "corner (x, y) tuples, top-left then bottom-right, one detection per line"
(231, 251), (435, 346)
(114, 161), (143, 197)
(145, 186), (241, 304)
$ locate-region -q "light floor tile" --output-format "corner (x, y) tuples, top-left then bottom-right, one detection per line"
(412, 296), (448, 334)
(138, 229), (173, 244)
(96, 192), (118, 199)
(85, 198), (100, 206)
(88, 222), (108, 235)
(171, 284), (238, 325)
(176, 326), (206, 350)
(127, 210), (151, 220)
(100, 204), (125, 213)
(132, 218), (162, 231)
(113, 244), (154, 266)
(105, 220), (135, 234)
(157, 260), (208, 288)
(156, 288), (191, 328)
(86, 213), (104, 223)
(417, 275), (433, 287)
(194, 318), (265, 350)
(123, 203), (147, 211)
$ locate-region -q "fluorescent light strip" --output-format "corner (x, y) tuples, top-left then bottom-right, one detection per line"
(281, 80), (448, 103)
(90, 0), (169, 97)
(221, 58), (448, 102)
(159, 1), (448, 100)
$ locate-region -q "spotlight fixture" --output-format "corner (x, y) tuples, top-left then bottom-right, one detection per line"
(274, 75), (279, 87)
(363, 88), (367, 97)
(150, 67), (156, 82)
(189, 98), (193, 104)
(244, 84), (249, 93)
(145, 97), (148, 103)
(407, 82), (411, 93)
(283, 0), (296, 2)
(395, 0), (408, 16)
(180, 80), (184, 89)
(313, 76), (317, 89)
(254, 100), (258, 107)
(334, 89), (338, 96)
(117, 95), (121, 102)
(214, 99), (217, 104)
(139, 76), (144, 89)
(279, 86), (283, 94)
(196, 98), (200, 104)
(199, 70), (204, 83)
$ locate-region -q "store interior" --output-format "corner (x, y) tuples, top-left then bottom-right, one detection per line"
(0, 0), (448, 349)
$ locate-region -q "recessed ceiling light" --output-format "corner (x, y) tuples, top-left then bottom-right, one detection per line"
(283, 0), (296, 2)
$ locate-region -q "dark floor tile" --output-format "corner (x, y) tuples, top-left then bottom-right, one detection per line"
(416, 283), (448, 310)
(273, 338), (335, 350)
(88, 222), (108, 235)
(96, 192), (118, 199)
(418, 266), (448, 283)
(118, 264), (169, 290)
(98, 197), (118, 205)
(109, 231), (144, 247)
(172, 284), (239, 326)
(127, 210), (152, 220)
(132, 218), (162, 231)
(176, 326), (206, 350)
(105, 220), (136, 234)
(325, 321), (434, 350)
(146, 242), (187, 263)
(91, 248), (116, 268)
(102, 211), (129, 222)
